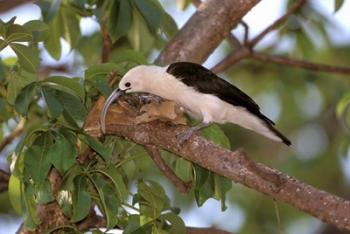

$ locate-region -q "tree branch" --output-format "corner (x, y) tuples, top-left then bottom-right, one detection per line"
(0, 169), (10, 193)
(211, 0), (350, 75)
(144, 145), (192, 194)
(0, 0), (34, 13)
(249, 0), (306, 48)
(84, 105), (350, 231)
(187, 227), (233, 234)
(251, 52), (350, 74)
(156, 0), (260, 65)
(0, 118), (25, 154)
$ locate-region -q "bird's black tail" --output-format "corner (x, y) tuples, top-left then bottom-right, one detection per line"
(259, 113), (291, 146)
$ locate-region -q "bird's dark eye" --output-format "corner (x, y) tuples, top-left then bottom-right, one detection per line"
(125, 82), (131, 87)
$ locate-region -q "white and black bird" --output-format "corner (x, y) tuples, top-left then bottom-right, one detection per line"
(100, 62), (291, 146)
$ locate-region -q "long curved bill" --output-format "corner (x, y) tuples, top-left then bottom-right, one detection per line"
(100, 88), (126, 133)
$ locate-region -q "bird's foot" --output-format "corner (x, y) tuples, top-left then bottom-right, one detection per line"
(176, 122), (211, 145)
(176, 128), (196, 145)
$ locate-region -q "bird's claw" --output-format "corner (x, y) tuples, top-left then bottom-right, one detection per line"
(176, 129), (196, 145)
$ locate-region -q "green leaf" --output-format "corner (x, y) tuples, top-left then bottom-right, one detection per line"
(194, 165), (214, 207)
(108, 0), (132, 42)
(42, 87), (64, 119)
(201, 124), (230, 149)
(6, 71), (36, 105)
(71, 175), (91, 222)
(59, 5), (81, 47)
(58, 92), (87, 128)
(335, 0), (345, 12)
(162, 13), (178, 39)
(337, 93), (350, 130)
(10, 43), (39, 73)
(85, 63), (124, 95)
(79, 134), (112, 160)
(85, 63), (124, 80)
(40, 0), (61, 22)
(109, 49), (147, 65)
(337, 93), (350, 118)
(6, 24), (33, 42)
(90, 174), (119, 228)
(161, 213), (186, 234)
(127, 9), (155, 53)
(44, 76), (85, 100)
(23, 184), (41, 230)
(23, 20), (49, 42)
(24, 135), (52, 185)
(124, 214), (153, 234)
(8, 174), (23, 214)
(133, 0), (162, 32)
(0, 17), (16, 37)
(75, 33), (102, 65)
(0, 39), (7, 51)
(99, 167), (128, 201)
(36, 179), (55, 204)
(138, 180), (169, 220)
(49, 134), (77, 174)
(213, 175), (231, 211)
(44, 15), (62, 60)
(15, 82), (37, 115)
(175, 158), (193, 182)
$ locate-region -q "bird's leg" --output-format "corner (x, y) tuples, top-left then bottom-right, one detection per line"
(177, 122), (211, 144)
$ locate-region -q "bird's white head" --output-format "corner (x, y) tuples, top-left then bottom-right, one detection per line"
(119, 65), (164, 93)
(100, 64), (165, 133)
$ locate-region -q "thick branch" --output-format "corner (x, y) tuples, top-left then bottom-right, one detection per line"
(85, 114), (350, 231)
(144, 145), (192, 194)
(156, 0), (260, 65)
(0, 0), (34, 13)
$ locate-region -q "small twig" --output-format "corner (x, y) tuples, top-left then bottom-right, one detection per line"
(144, 145), (192, 193)
(101, 24), (112, 63)
(226, 34), (241, 48)
(77, 209), (106, 231)
(240, 20), (249, 46)
(77, 148), (94, 164)
(249, 0), (306, 48)
(0, 118), (25, 154)
(0, 169), (10, 193)
(211, 47), (251, 73)
(251, 52), (350, 75)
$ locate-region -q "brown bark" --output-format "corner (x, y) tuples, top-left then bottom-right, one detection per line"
(84, 106), (350, 230)
(0, 169), (9, 193)
(155, 0), (260, 65)
(144, 145), (192, 193)
(0, 0), (34, 13)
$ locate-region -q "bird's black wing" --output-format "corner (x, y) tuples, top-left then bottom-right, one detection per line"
(166, 62), (275, 125)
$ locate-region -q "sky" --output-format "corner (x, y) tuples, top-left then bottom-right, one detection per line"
(0, 0), (350, 233)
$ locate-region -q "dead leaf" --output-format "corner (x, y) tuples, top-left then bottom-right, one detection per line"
(135, 101), (187, 125)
